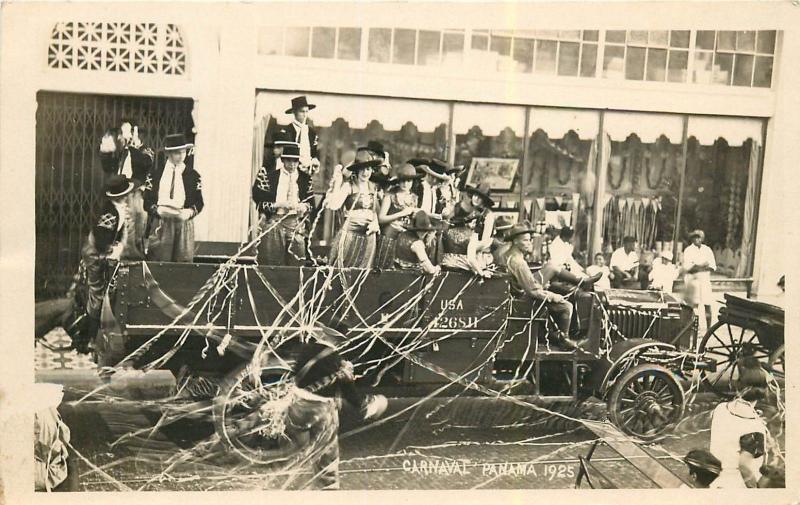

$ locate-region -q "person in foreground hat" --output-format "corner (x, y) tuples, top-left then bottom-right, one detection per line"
(285, 96), (321, 175)
(502, 222), (601, 350)
(682, 229), (716, 331)
(253, 143), (313, 265)
(649, 249), (679, 293)
(375, 163), (421, 269)
(393, 211), (441, 275)
(708, 354), (771, 488)
(490, 214), (516, 270)
(440, 207), (491, 277)
(143, 133), (203, 262)
(326, 149), (383, 268)
(72, 175), (135, 352)
(681, 449), (721, 488)
(98, 121), (154, 260)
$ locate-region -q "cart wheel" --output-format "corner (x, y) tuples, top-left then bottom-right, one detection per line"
(213, 364), (297, 465)
(699, 321), (772, 398)
(607, 363), (685, 442)
(767, 345), (785, 381)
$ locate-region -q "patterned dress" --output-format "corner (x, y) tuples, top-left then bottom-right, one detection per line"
(328, 185), (379, 268)
(440, 225), (481, 272)
(375, 191), (418, 269)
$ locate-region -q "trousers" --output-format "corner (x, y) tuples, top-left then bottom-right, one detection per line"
(147, 216), (195, 262)
(546, 299), (574, 336)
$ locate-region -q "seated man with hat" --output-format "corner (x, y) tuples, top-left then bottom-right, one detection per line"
(253, 143), (313, 265)
(285, 96), (321, 175)
(490, 214), (517, 270)
(502, 222), (601, 351)
(649, 249), (679, 293)
(393, 211), (442, 275)
(144, 133), (204, 263)
(682, 449), (722, 488)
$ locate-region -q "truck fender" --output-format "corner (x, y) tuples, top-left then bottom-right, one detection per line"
(588, 338), (676, 397)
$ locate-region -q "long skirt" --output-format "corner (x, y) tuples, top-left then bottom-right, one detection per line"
(146, 216), (195, 263)
(328, 224), (375, 269)
(257, 214), (306, 266)
(374, 225), (403, 269)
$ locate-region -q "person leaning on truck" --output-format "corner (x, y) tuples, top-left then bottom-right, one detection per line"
(143, 133), (204, 262)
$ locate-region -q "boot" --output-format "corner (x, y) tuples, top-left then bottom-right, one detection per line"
(559, 336), (590, 353)
(556, 269), (602, 287)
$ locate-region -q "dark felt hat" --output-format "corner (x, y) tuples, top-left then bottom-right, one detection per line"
(504, 223), (537, 242)
(406, 210), (442, 232)
(285, 96), (316, 114)
(348, 158), (383, 172)
(495, 214), (517, 232)
(683, 449), (721, 475)
(104, 174), (135, 198)
(464, 182), (495, 207)
(163, 133), (193, 151)
(266, 128), (295, 148)
(358, 140), (387, 158)
(281, 144), (301, 159)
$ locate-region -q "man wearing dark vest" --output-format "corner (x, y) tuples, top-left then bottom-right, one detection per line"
(284, 96), (321, 175)
(98, 121), (154, 259)
(252, 143), (313, 265)
(144, 133), (204, 262)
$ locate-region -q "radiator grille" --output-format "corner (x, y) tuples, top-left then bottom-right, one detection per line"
(606, 308), (680, 341)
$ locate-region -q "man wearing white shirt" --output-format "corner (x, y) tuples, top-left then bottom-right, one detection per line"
(682, 229), (717, 330)
(649, 249), (679, 293)
(284, 96), (321, 175)
(610, 236), (641, 289)
(549, 227), (584, 274)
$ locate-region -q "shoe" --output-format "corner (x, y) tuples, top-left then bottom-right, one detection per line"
(362, 394), (388, 420)
(584, 272), (603, 285)
(559, 337), (589, 352)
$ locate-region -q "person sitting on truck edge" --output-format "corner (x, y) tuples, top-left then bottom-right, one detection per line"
(253, 143), (313, 266)
(502, 223), (601, 351)
(490, 214), (516, 270)
(440, 206), (491, 277)
(143, 133), (203, 262)
(394, 211), (442, 275)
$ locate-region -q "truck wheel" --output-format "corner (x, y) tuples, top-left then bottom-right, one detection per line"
(607, 363), (685, 442)
(213, 363), (298, 465)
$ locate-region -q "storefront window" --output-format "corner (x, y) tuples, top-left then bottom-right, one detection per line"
(453, 103), (526, 217)
(602, 112), (684, 257)
(523, 108), (600, 259)
(681, 117), (764, 277)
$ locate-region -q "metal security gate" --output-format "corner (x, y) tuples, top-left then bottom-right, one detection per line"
(35, 91), (194, 300)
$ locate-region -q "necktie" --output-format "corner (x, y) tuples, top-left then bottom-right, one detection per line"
(169, 166), (176, 199)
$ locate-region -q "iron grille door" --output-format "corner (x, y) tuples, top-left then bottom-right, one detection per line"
(35, 91), (194, 300)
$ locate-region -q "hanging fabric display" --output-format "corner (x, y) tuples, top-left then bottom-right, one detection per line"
(600, 194), (660, 250)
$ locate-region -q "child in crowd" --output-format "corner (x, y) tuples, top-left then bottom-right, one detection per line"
(650, 250), (680, 293)
(586, 253), (611, 291)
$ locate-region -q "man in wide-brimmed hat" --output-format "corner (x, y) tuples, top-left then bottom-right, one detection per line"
(682, 228), (716, 332)
(285, 96), (321, 175)
(99, 121), (155, 260)
(143, 133), (203, 262)
(253, 144), (313, 266)
(253, 128), (297, 216)
(490, 214), (517, 269)
(394, 211), (442, 275)
(502, 222), (601, 351)
(71, 175), (136, 353)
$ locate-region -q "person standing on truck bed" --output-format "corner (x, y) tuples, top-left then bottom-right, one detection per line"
(143, 133), (204, 263)
(252, 142), (313, 265)
(502, 223), (601, 351)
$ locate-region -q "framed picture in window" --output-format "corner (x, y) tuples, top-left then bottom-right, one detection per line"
(465, 157), (519, 192)
(493, 211), (520, 226)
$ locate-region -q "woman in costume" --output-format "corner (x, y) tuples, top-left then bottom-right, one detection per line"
(326, 150), (383, 268)
(375, 163), (422, 269)
(440, 206), (491, 277)
(393, 211), (441, 275)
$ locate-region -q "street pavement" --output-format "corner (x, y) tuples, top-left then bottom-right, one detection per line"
(36, 330), (785, 491)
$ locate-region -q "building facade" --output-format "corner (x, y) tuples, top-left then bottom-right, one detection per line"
(2, 2), (796, 299)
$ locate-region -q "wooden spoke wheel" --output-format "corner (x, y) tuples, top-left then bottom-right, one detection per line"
(608, 364), (685, 442)
(699, 321), (773, 398)
(213, 364), (297, 465)
(767, 345), (785, 381)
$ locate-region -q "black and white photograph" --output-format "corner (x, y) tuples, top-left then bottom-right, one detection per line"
(0, 1), (798, 502)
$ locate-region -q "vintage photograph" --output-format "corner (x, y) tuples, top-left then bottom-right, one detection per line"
(0, 1), (796, 501)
